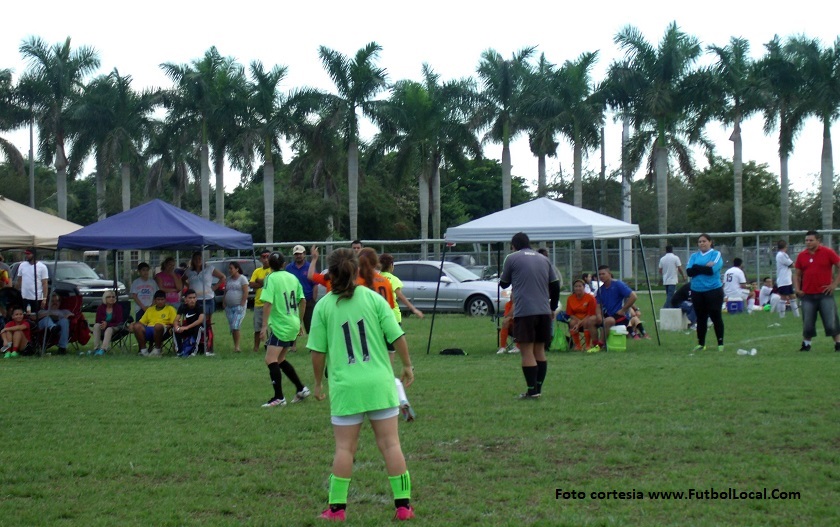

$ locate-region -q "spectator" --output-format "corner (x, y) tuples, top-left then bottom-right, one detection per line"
(1, 307), (30, 358)
(285, 244), (317, 352)
(659, 245), (685, 309)
(793, 230), (840, 352)
(130, 262), (157, 320)
(249, 249), (272, 353)
(92, 290), (123, 356)
(350, 239), (363, 255)
(15, 248), (48, 313)
(582, 272), (601, 295)
(565, 279), (599, 350)
(499, 232), (560, 399)
(155, 257), (183, 311)
(0, 254), (11, 287)
(723, 257), (755, 305)
(174, 289), (206, 357)
(184, 251), (225, 355)
(308, 248), (415, 522)
(758, 276), (782, 314)
(224, 261), (249, 353)
(670, 283), (697, 330)
(687, 233), (725, 352)
(595, 265), (638, 347)
(37, 292), (72, 355)
(132, 290), (177, 357)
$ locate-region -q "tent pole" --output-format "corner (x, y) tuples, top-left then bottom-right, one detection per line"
(426, 243), (449, 355)
(496, 242), (502, 347)
(637, 235), (660, 346)
(591, 240), (604, 351)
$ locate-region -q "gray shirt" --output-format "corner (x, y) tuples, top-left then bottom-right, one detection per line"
(500, 248), (558, 318)
(224, 275), (249, 307)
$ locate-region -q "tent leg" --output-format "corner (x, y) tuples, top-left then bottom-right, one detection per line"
(638, 236), (660, 346)
(591, 241), (604, 351)
(426, 244), (449, 355)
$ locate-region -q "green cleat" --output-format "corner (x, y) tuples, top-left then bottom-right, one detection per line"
(691, 345), (705, 352)
(717, 345), (725, 352)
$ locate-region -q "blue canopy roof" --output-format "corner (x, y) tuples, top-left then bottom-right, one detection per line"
(58, 199), (253, 250)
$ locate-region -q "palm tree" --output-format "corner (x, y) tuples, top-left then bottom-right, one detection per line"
(318, 42), (388, 241)
(0, 69), (26, 176)
(19, 36), (100, 219)
(789, 37), (840, 242)
(161, 47), (242, 221)
(68, 69), (158, 218)
(610, 23), (708, 238)
(521, 54), (559, 198)
(372, 65), (481, 258)
(145, 116), (197, 209)
(475, 47), (535, 209)
(755, 36), (808, 232)
(706, 37), (761, 249)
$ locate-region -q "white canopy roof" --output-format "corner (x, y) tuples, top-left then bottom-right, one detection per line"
(0, 196), (83, 249)
(444, 197), (639, 242)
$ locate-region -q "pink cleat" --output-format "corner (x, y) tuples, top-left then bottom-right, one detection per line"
(394, 506), (415, 520)
(319, 508), (346, 522)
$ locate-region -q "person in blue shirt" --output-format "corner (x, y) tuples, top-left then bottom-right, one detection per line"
(285, 244), (316, 352)
(595, 265), (637, 348)
(686, 233), (725, 352)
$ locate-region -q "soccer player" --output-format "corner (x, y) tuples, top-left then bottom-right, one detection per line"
(775, 240), (799, 318)
(309, 248), (415, 522)
(259, 252), (309, 407)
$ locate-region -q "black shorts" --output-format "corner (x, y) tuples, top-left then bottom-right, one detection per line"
(513, 314), (553, 344)
(777, 285), (794, 296)
(266, 331), (294, 348)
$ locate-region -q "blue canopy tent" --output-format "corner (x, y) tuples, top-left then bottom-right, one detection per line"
(57, 199), (253, 251)
(57, 199), (254, 355)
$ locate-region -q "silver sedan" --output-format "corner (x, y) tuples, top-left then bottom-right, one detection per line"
(392, 261), (510, 316)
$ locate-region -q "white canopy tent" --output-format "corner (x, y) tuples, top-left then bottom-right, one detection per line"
(444, 197), (639, 242)
(435, 198), (656, 353)
(0, 196), (83, 250)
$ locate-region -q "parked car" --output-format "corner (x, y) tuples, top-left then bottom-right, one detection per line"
(392, 260), (510, 316)
(444, 254), (493, 279)
(9, 261), (128, 311)
(204, 258), (259, 307)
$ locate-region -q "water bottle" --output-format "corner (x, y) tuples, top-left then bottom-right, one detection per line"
(750, 348), (757, 356)
(737, 349), (749, 356)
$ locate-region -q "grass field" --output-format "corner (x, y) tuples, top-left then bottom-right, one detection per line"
(1, 297), (839, 526)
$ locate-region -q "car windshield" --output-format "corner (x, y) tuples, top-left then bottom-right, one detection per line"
(443, 263), (481, 282)
(48, 263), (100, 281)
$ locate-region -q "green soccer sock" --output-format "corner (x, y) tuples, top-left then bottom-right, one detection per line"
(328, 474), (351, 505)
(389, 471), (411, 500)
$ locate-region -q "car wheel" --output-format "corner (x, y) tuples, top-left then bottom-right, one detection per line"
(466, 296), (492, 317)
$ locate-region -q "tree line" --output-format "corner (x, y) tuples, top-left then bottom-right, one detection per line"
(1, 22), (838, 245)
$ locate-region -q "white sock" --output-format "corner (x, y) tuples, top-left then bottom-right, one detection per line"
(791, 299), (799, 317)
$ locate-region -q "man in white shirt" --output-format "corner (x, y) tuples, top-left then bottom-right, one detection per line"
(130, 262), (158, 320)
(775, 240), (799, 317)
(15, 248), (49, 313)
(658, 245), (685, 309)
(723, 258), (754, 304)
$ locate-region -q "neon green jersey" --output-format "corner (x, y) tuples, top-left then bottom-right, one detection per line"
(261, 270), (304, 341)
(380, 271), (403, 323)
(307, 286), (405, 416)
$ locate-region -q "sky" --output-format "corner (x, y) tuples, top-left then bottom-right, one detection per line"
(2, 0), (838, 195)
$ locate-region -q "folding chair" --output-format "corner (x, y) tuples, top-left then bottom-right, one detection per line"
(111, 301), (137, 354)
(30, 289), (86, 355)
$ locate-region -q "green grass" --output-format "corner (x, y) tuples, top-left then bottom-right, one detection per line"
(1, 300), (839, 526)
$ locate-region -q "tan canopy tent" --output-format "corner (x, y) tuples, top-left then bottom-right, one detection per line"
(0, 196), (82, 249)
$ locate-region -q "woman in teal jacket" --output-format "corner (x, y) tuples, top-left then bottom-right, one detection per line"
(686, 233), (725, 351)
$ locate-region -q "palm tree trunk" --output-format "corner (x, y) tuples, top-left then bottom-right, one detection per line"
(654, 142), (669, 251)
(419, 171), (430, 261)
(779, 153), (790, 232)
(121, 162), (131, 211)
(214, 153), (225, 225)
(502, 139), (511, 210)
(55, 143), (68, 219)
(821, 118), (834, 247)
(200, 143), (210, 219)
(96, 161), (106, 221)
(620, 119), (633, 280)
(537, 154), (546, 197)
(324, 186), (334, 243)
(572, 141), (584, 277)
(264, 158), (275, 244)
(731, 118), (743, 252)
(432, 165), (441, 259)
(348, 140), (360, 240)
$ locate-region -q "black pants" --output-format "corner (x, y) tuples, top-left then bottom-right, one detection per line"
(691, 287), (724, 346)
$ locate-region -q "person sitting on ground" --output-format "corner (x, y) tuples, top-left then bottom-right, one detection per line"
(37, 292), (73, 355)
(1, 307), (30, 358)
(132, 290), (177, 357)
(670, 283), (697, 330)
(594, 265), (637, 348)
(174, 289), (206, 357)
(758, 276), (783, 314)
(626, 306), (650, 339)
(130, 262), (157, 320)
(723, 257), (755, 306)
(92, 290), (123, 356)
(497, 292), (518, 354)
(565, 279), (600, 350)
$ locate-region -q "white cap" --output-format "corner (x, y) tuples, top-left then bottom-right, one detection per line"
(292, 245), (305, 254)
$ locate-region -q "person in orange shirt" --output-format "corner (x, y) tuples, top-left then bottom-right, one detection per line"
(308, 246), (394, 309)
(565, 279), (600, 350)
(496, 293), (519, 354)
